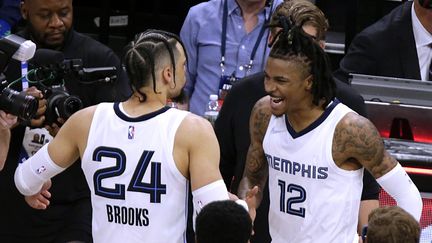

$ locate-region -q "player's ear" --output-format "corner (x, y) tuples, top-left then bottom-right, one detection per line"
(304, 75), (313, 91)
(162, 66), (175, 88)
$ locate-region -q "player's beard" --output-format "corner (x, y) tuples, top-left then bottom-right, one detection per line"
(171, 88), (187, 103)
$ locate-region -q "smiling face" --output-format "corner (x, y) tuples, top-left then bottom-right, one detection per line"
(264, 56), (312, 117)
(21, 0), (73, 49)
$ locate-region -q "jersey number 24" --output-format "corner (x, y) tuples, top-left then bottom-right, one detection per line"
(92, 146), (167, 203)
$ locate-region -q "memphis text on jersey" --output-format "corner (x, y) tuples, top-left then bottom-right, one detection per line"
(265, 153), (328, 179)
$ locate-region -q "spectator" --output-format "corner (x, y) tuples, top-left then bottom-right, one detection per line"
(0, 0), (132, 242)
(334, 0), (432, 83)
(215, 1), (379, 241)
(238, 15), (422, 242)
(196, 200), (252, 243)
(362, 206), (421, 243)
(180, 0), (282, 116)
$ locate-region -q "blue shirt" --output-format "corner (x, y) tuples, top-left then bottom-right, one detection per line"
(0, 0), (21, 37)
(0, 0), (21, 26)
(180, 0), (282, 116)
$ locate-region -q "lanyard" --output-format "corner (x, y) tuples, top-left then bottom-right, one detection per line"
(220, 0), (270, 76)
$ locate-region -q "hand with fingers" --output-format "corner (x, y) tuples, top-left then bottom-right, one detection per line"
(25, 86), (47, 127)
(245, 186), (259, 224)
(0, 110), (17, 130)
(24, 179), (52, 210)
(45, 118), (65, 137)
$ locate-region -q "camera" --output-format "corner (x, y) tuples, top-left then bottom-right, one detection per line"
(0, 86), (38, 121)
(27, 49), (117, 125)
(0, 34), (38, 121)
(42, 85), (83, 125)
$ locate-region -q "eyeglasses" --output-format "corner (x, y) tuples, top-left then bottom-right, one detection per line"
(361, 225), (368, 242)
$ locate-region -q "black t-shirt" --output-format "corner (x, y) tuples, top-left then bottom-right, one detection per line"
(0, 29), (132, 243)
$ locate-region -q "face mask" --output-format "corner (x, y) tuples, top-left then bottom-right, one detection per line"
(419, 0), (432, 9)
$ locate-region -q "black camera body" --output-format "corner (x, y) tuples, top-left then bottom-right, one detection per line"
(0, 34), (38, 121)
(27, 49), (116, 126)
(42, 85), (83, 125)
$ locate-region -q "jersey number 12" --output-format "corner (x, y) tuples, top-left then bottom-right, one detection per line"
(278, 179), (306, 218)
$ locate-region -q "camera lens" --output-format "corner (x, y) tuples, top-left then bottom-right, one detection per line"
(0, 88), (39, 121)
(56, 95), (83, 120)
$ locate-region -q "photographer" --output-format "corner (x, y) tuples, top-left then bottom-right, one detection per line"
(0, 110), (16, 170)
(0, 0), (132, 242)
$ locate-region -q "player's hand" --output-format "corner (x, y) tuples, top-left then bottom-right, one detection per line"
(245, 185), (259, 223)
(26, 87), (46, 127)
(24, 179), (52, 210)
(0, 110), (17, 130)
(45, 118), (65, 137)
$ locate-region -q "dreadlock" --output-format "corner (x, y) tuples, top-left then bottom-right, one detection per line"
(269, 16), (335, 108)
(123, 29), (183, 102)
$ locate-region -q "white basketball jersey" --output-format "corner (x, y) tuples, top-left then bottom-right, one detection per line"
(263, 100), (363, 243)
(82, 103), (190, 243)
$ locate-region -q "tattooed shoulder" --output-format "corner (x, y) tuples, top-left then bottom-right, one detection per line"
(333, 112), (396, 176)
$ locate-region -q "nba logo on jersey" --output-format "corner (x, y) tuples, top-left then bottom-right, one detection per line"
(128, 126), (135, 139)
(36, 166), (46, 174)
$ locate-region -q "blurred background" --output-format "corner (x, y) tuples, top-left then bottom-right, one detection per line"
(71, 0), (406, 71)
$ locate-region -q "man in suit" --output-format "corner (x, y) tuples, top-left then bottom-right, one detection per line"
(334, 0), (432, 83)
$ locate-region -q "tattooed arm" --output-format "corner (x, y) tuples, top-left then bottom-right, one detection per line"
(238, 97), (272, 210)
(333, 112), (422, 221)
(332, 112), (396, 176)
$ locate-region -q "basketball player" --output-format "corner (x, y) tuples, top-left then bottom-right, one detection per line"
(14, 30), (230, 243)
(238, 18), (423, 242)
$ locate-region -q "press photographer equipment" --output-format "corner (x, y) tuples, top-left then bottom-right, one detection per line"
(0, 34), (38, 121)
(27, 49), (117, 125)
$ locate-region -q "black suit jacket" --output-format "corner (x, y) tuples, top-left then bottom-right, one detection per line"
(334, 1), (420, 83)
(214, 72), (379, 243)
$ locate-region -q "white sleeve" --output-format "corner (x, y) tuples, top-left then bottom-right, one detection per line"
(192, 179), (229, 229)
(376, 163), (423, 221)
(14, 144), (66, 196)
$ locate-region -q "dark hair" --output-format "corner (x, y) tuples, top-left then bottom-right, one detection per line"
(269, 16), (335, 108)
(122, 29), (185, 102)
(196, 200), (252, 243)
(367, 206), (421, 243)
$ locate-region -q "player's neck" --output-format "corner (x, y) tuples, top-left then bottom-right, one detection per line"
(286, 103), (325, 133)
(122, 92), (166, 117)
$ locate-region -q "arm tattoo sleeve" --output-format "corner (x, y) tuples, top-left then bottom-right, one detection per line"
(243, 99), (271, 189)
(332, 113), (397, 178)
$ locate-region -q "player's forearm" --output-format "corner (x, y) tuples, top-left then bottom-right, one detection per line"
(15, 144), (66, 196)
(376, 163), (422, 221)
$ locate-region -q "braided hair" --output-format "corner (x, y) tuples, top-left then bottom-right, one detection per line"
(122, 29), (185, 102)
(269, 16), (335, 108)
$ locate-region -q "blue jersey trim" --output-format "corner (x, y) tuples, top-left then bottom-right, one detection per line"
(113, 102), (171, 122)
(285, 99), (340, 139)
